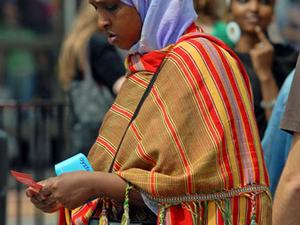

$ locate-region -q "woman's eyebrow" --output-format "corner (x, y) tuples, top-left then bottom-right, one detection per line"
(94, 0), (106, 3)
(89, 0), (104, 8)
(89, 0), (103, 4)
(88, 1), (96, 9)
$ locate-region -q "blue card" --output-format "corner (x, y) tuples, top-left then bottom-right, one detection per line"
(54, 153), (94, 176)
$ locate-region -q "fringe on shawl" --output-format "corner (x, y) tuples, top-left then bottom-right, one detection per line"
(155, 187), (271, 225)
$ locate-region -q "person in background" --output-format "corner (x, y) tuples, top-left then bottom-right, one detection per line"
(272, 55), (300, 225)
(27, 1), (271, 224)
(260, 0), (300, 223)
(261, 0), (300, 196)
(229, 0), (299, 138)
(0, 0), (37, 102)
(194, 0), (235, 48)
(16, 0), (52, 34)
(261, 70), (295, 196)
(58, 0), (125, 155)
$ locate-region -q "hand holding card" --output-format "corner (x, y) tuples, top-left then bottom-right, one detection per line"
(10, 170), (43, 192)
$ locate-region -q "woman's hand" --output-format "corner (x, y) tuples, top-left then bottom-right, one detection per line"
(26, 171), (98, 211)
(250, 26), (274, 82)
(26, 187), (62, 213)
(25, 170), (144, 212)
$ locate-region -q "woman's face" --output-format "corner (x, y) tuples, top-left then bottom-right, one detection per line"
(231, 0), (274, 33)
(89, 0), (142, 50)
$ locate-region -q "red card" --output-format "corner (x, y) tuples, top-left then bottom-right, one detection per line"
(10, 170), (43, 192)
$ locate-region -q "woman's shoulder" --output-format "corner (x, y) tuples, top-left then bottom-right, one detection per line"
(167, 33), (236, 69)
(170, 33), (225, 60)
(162, 33), (242, 82)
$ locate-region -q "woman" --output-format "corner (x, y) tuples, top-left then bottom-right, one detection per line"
(229, 0), (299, 138)
(27, 1), (271, 224)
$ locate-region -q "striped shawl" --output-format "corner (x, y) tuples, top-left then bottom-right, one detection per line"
(64, 30), (272, 225)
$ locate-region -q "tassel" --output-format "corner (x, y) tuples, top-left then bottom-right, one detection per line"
(215, 199), (232, 225)
(183, 202), (198, 225)
(192, 202), (199, 225)
(224, 199), (232, 225)
(121, 184), (132, 225)
(250, 193), (257, 225)
(64, 208), (71, 225)
(203, 201), (208, 225)
(111, 201), (118, 220)
(250, 218), (257, 225)
(99, 200), (109, 225)
(99, 209), (109, 225)
(198, 202), (203, 225)
(99, 207), (109, 225)
(158, 205), (167, 225)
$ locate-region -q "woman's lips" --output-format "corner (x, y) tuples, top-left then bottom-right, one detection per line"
(245, 14), (259, 24)
(106, 31), (117, 44)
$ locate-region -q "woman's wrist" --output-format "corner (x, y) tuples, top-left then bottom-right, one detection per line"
(89, 171), (127, 202)
(257, 70), (274, 83)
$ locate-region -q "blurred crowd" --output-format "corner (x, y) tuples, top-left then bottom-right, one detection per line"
(0, 0), (61, 102)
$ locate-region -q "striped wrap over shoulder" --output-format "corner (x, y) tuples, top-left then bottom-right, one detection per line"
(64, 28), (272, 225)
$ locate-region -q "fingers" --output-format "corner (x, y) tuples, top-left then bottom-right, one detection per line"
(26, 178), (59, 213)
(40, 186), (52, 197)
(251, 26), (273, 53)
(29, 193), (61, 213)
(254, 26), (268, 43)
(38, 177), (56, 197)
(26, 188), (37, 198)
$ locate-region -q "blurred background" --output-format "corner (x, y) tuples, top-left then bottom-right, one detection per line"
(0, 1), (83, 224)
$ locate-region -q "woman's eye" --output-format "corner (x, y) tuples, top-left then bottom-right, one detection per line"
(236, 0), (272, 4)
(236, 0), (249, 3)
(260, 0), (272, 5)
(104, 3), (118, 12)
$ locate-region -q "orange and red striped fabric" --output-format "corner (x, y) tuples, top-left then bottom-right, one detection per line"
(61, 27), (271, 225)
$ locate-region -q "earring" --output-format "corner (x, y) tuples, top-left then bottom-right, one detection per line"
(226, 21), (241, 44)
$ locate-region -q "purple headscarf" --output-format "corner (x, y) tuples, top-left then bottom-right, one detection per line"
(120, 0), (197, 53)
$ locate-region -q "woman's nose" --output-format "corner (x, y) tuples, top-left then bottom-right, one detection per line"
(97, 11), (111, 30)
(248, 0), (259, 11)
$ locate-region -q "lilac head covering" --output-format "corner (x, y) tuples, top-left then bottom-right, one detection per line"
(120, 0), (197, 53)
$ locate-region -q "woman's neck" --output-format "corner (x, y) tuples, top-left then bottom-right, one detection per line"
(235, 33), (259, 53)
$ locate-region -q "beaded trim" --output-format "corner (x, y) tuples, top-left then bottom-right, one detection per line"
(141, 184), (269, 204)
